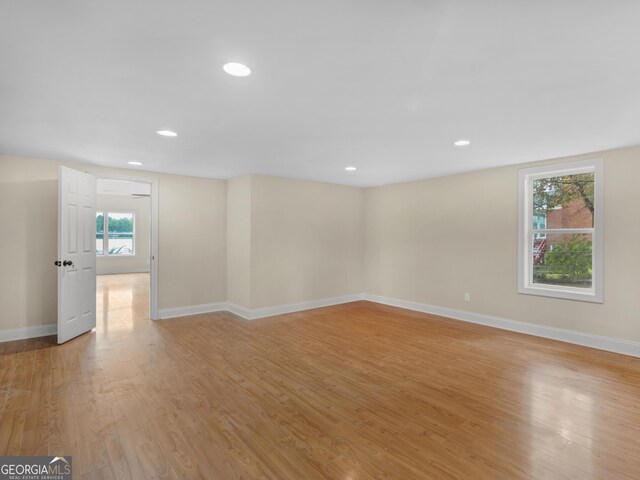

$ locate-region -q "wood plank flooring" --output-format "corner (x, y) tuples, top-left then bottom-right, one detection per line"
(1, 273), (640, 479)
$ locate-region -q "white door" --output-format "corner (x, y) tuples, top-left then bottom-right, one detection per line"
(57, 166), (97, 344)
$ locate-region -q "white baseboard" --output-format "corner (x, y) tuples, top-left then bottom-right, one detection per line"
(97, 267), (150, 275)
(7, 293), (633, 358)
(363, 294), (640, 358)
(158, 293), (640, 357)
(228, 294), (365, 320)
(225, 302), (255, 320)
(0, 324), (57, 343)
(157, 302), (228, 319)
(160, 294), (365, 321)
(1, 295), (363, 343)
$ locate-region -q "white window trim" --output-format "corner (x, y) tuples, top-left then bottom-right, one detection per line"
(518, 158), (603, 303)
(97, 211), (137, 257)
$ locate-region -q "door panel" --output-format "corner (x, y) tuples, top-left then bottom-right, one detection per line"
(58, 166), (97, 344)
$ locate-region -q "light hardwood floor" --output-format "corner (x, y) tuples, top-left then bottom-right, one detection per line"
(1, 273), (640, 479)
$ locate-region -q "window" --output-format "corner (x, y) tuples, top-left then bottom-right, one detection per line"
(96, 212), (135, 256)
(518, 159), (603, 302)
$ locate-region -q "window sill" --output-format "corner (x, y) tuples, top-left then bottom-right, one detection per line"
(518, 285), (603, 303)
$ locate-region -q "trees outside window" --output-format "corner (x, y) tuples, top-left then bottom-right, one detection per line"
(96, 212), (135, 256)
(518, 159), (603, 303)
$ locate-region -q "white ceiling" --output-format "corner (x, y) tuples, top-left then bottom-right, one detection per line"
(2, 0), (640, 187)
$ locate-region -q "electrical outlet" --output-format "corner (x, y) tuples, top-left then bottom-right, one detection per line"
(464, 292), (470, 301)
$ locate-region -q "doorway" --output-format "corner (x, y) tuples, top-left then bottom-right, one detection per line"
(56, 168), (159, 344)
(95, 175), (159, 324)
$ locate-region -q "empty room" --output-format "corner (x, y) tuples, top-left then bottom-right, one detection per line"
(1, 1), (639, 479)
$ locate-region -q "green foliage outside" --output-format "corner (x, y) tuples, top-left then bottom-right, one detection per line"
(533, 172), (595, 223)
(532, 173), (594, 287)
(534, 235), (592, 286)
(96, 214), (133, 233)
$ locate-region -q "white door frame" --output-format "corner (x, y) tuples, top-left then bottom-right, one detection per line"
(95, 173), (159, 320)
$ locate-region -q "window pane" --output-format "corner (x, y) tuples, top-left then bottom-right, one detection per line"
(96, 213), (104, 255)
(533, 172), (594, 229)
(107, 213), (134, 255)
(532, 233), (592, 288)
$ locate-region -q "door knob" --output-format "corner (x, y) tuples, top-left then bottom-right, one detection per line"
(63, 260), (73, 267)
(55, 260), (62, 267)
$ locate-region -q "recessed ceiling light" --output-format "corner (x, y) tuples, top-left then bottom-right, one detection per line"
(454, 139), (471, 146)
(128, 161), (143, 166)
(156, 130), (178, 137)
(223, 63), (251, 77)
(345, 166), (357, 171)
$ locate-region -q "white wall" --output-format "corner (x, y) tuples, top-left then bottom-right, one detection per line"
(249, 175), (364, 309)
(364, 146), (640, 343)
(96, 193), (150, 275)
(226, 176), (252, 307)
(157, 172), (226, 311)
(0, 155), (227, 332)
(3, 146), (640, 347)
(226, 175), (364, 309)
(0, 158), (57, 333)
